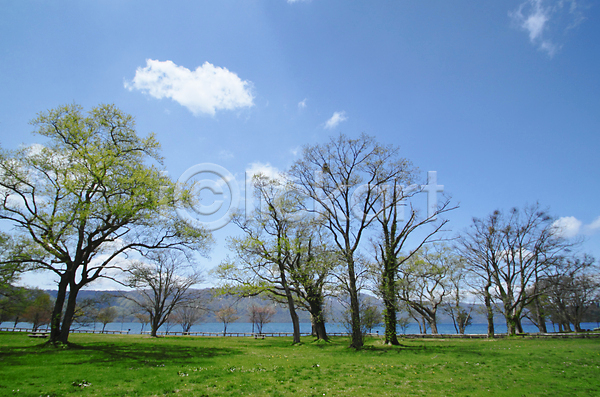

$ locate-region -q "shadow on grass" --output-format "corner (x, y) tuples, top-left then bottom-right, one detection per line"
(0, 338), (242, 368)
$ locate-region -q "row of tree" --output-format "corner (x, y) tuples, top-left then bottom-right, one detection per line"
(0, 104), (597, 348)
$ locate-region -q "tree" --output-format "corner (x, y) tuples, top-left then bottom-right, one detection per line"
(123, 250), (204, 337)
(460, 204), (572, 336)
(373, 177), (454, 344)
(172, 304), (205, 334)
(134, 312), (150, 334)
(289, 133), (414, 348)
(443, 265), (474, 335)
(396, 246), (457, 334)
(541, 255), (599, 332)
(22, 290), (53, 331)
(0, 104), (212, 344)
(96, 307), (118, 333)
(217, 174), (334, 342)
(340, 295), (382, 337)
(216, 307), (239, 336)
(248, 304), (277, 334)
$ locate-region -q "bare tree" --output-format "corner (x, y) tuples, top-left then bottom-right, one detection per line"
(373, 178), (454, 344)
(97, 307), (118, 333)
(541, 255), (599, 332)
(248, 304), (276, 334)
(460, 204), (573, 336)
(134, 312), (150, 334)
(123, 250), (204, 337)
(216, 307), (239, 336)
(290, 133), (414, 348)
(172, 304), (205, 334)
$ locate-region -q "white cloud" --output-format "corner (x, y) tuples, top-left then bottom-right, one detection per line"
(246, 162), (284, 182)
(509, 0), (585, 57)
(125, 59), (254, 116)
(324, 111), (347, 130)
(583, 216), (600, 234)
(298, 98), (307, 109)
(552, 216), (582, 238)
(287, 0), (310, 3)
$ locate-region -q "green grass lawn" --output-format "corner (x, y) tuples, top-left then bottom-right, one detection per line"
(1, 332), (599, 396)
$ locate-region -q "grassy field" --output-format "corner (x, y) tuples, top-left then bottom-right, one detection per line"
(1, 332), (599, 396)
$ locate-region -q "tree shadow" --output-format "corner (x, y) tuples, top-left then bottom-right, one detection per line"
(0, 339), (242, 368)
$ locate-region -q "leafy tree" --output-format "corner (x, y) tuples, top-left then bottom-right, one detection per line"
(340, 295), (382, 338)
(123, 250), (204, 337)
(397, 245), (457, 334)
(290, 133), (413, 348)
(216, 306), (239, 336)
(217, 174), (334, 342)
(0, 104), (211, 344)
(443, 252), (473, 335)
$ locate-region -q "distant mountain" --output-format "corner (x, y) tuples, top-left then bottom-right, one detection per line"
(45, 288), (504, 326)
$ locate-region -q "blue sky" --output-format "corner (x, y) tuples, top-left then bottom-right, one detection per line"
(1, 0), (599, 289)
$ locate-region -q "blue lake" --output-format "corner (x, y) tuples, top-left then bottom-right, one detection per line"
(4, 321), (599, 335)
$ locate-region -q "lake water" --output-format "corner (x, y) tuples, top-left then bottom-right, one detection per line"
(4, 321), (599, 335)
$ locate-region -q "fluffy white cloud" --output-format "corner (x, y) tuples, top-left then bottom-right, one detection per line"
(125, 59), (254, 116)
(552, 216), (582, 238)
(298, 98), (307, 109)
(324, 111), (347, 129)
(246, 162), (284, 182)
(509, 0), (585, 57)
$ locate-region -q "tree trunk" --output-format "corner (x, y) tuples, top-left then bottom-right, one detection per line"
(279, 265), (301, 343)
(429, 317), (438, 335)
(533, 296), (547, 333)
(58, 284), (80, 344)
(382, 265), (399, 345)
(49, 277), (68, 343)
(484, 285), (495, 338)
(307, 295), (328, 341)
(347, 257), (363, 349)
(150, 314), (159, 337)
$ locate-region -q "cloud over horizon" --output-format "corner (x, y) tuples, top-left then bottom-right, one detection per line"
(125, 59), (254, 116)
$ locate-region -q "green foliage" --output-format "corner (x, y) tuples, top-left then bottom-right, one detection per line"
(0, 103), (212, 343)
(1, 332), (600, 396)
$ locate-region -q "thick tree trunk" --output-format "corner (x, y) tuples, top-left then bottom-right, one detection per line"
(49, 277), (68, 343)
(533, 296), (547, 333)
(307, 295), (328, 341)
(429, 317), (438, 335)
(58, 284), (80, 343)
(382, 265), (399, 345)
(346, 257), (363, 349)
(279, 266), (301, 343)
